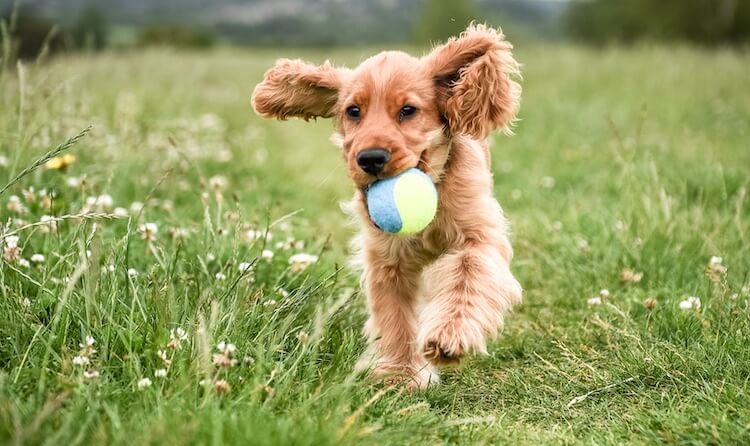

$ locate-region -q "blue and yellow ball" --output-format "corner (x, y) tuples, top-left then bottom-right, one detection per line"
(365, 168), (438, 235)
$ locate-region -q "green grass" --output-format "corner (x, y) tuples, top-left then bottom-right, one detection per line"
(0, 44), (749, 445)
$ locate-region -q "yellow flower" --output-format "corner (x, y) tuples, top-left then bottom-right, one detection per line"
(45, 154), (76, 170)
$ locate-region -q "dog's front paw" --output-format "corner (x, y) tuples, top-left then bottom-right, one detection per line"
(377, 364), (439, 391)
(418, 317), (488, 365)
(361, 356), (439, 391)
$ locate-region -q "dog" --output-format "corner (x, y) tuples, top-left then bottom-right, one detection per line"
(252, 24), (523, 389)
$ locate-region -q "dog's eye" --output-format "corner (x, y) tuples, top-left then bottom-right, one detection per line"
(346, 106), (361, 119)
(398, 105), (417, 120)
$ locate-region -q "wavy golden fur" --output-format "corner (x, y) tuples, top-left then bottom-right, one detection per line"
(252, 24), (522, 389)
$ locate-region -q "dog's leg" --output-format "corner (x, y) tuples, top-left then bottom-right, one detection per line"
(417, 242), (522, 365)
(355, 256), (438, 389)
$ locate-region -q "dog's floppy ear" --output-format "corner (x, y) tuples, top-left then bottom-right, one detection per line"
(423, 24), (521, 139)
(252, 59), (348, 120)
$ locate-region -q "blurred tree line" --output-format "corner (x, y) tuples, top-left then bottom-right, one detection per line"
(414, 0), (475, 44)
(3, 0), (749, 63)
(567, 0), (750, 45)
(1, 3), (214, 63)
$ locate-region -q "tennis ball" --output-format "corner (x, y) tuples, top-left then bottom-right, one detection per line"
(365, 168), (438, 235)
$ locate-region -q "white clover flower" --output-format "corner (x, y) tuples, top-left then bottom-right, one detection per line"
(96, 194), (114, 210)
(599, 289), (610, 299)
(261, 249), (274, 262)
(213, 341), (238, 368)
(278, 220), (292, 233)
(172, 327), (188, 341)
(127, 268), (138, 278)
(620, 268), (643, 283)
(705, 256), (727, 282)
(31, 254), (45, 263)
(138, 222), (158, 241)
(39, 192), (52, 210)
(587, 297), (602, 306)
(217, 341), (236, 355)
(275, 236), (300, 250)
(83, 370), (100, 379)
(217, 149), (233, 163)
(289, 253), (319, 272)
(18, 258), (30, 268)
(83, 336), (96, 347)
(7, 195), (25, 213)
(161, 200), (174, 212)
(243, 229), (264, 243)
(238, 262), (253, 273)
(679, 296), (701, 311)
(199, 113), (225, 131)
(167, 327), (189, 350)
(3, 235), (21, 263)
(113, 207), (128, 217)
(206, 253), (216, 262)
(541, 176), (555, 188)
(137, 377), (152, 389)
(130, 201), (144, 214)
(21, 298), (31, 307)
(278, 288), (290, 299)
(215, 272), (226, 281)
(296, 330), (309, 343)
(214, 379), (231, 395)
(0, 154), (8, 167)
(39, 215), (57, 233)
(73, 355), (90, 366)
(66, 176), (81, 188)
(4, 235), (19, 249)
(168, 227), (190, 240)
(576, 238), (590, 252)
(154, 368), (168, 378)
(209, 175), (228, 191)
(22, 188), (36, 203)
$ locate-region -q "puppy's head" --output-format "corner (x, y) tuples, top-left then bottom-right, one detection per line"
(252, 24), (520, 188)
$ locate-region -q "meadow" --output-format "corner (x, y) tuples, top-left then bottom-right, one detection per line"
(0, 43), (748, 445)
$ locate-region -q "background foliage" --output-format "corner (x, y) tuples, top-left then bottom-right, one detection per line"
(567, 0), (750, 45)
(4, 0), (747, 59)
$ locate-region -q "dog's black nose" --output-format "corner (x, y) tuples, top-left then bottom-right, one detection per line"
(356, 148), (390, 175)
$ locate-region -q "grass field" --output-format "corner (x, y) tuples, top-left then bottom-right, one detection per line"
(0, 44), (749, 445)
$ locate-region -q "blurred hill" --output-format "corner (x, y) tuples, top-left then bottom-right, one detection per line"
(7, 0), (747, 50)
(14, 0), (567, 45)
